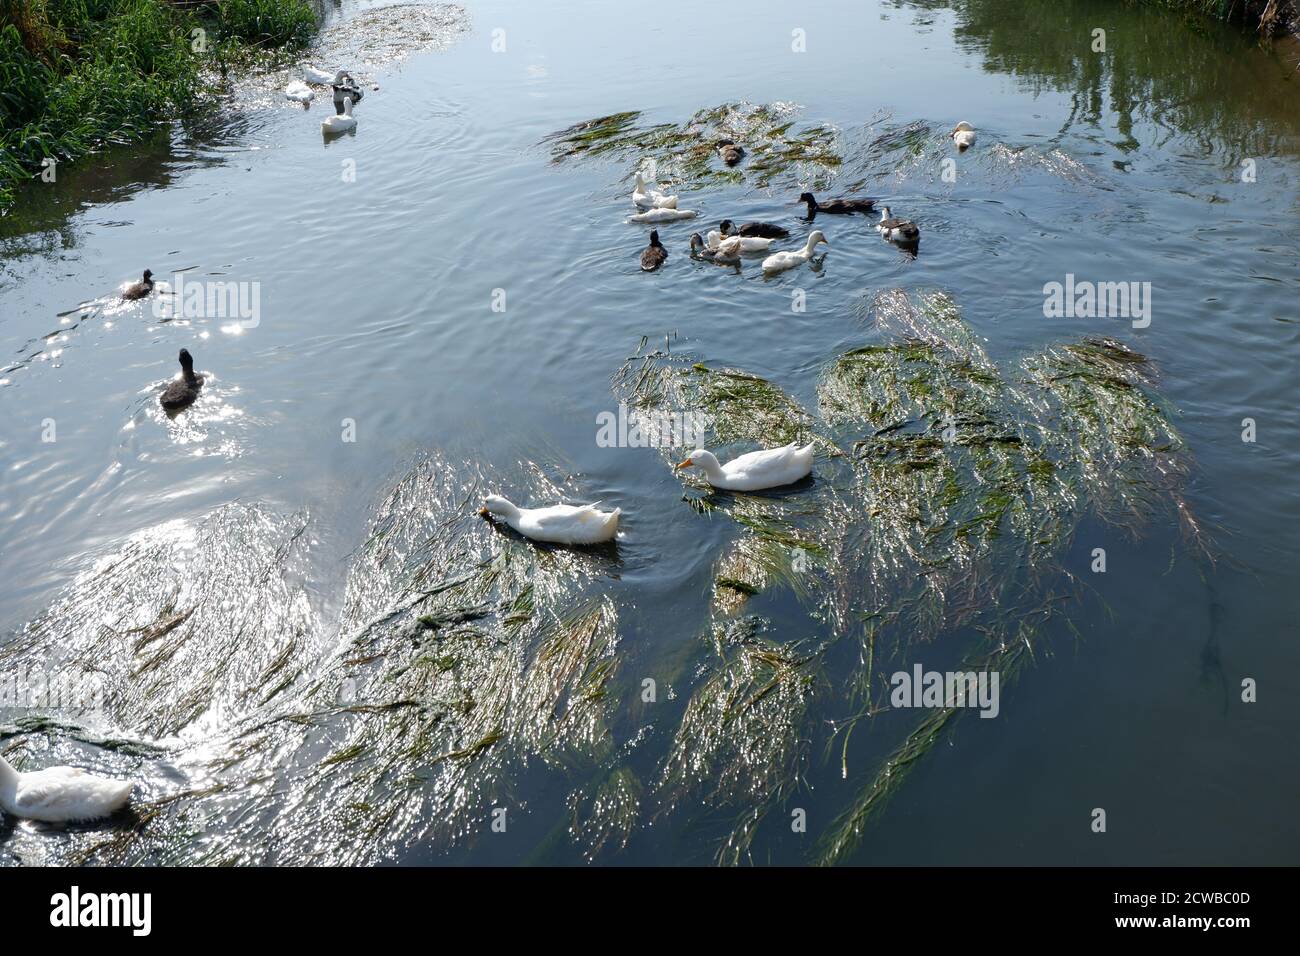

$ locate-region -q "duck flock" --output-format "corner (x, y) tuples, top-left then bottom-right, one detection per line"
(286, 64), (368, 135)
(14, 117), (977, 825)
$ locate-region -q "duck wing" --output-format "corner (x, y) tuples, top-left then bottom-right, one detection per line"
(640, 246), (667, 271)
(739, 222), (790, 238)
(14, 767), (132, 821)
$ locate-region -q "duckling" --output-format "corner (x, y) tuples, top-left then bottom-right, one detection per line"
(717, 139), (746, 166)
(719, 218), (789, 239)
(160, 348), (204, 410)
(798, 192), (877, 218)
(876, 206), (920, 246)
(121, 269), (154, 301)
(951, 121), (976, 151)
(640, 230), (668, 271)
(689, 233), (739, 264)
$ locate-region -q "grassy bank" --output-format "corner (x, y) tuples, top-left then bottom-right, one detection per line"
(0, 0), (316, 211)
(1142, 0), (1298, 35)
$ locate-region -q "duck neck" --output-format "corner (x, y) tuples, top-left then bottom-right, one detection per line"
(695, 454), (727, 482)
(0, 754), (17, 791)
(493, 501), (522, 526)
(804, 235), (821, 255)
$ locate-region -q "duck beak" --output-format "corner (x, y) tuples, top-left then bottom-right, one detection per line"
(674, 457), (693, 470)
(477, 506), (491, 517)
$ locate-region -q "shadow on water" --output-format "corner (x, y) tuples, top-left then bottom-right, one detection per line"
(893, 0), (1300, 154)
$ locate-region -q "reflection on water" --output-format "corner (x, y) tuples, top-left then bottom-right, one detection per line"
(1, 0), (1298, 865)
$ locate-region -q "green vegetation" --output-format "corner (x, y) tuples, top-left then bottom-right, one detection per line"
(545, 102), (844, 191)
(1140, 0), (1296, 34)
(614, 290), (1206, 863)
(0, 0), (316, 211)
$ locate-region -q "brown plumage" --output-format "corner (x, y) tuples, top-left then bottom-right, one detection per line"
(160, 349), (204, 410)
(121, 269), (154, 301)
(717, 140), (746, 166)
(640, 230), (668, 271)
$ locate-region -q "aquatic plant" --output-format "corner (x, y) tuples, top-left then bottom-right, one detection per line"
(617, 287), (1202, 865)
(544, 102), (843, 191)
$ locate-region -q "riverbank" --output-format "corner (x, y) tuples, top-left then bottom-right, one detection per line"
(1146, 0), (1299, 36)
(0, 0), (316, 212)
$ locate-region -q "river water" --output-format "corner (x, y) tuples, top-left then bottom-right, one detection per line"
(1, 0), (1297, 865)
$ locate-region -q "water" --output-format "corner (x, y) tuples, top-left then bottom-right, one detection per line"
(1, 0), (1298, 865)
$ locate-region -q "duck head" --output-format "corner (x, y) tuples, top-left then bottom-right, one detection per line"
(675, 449), (723, 479)
(718, 219), (736, 236)
(142, 269), (154, 283)
(648, 229), (662, 247)
(806, 230), (829, 252)
(798, 192), (817, 209)
(479, 494), (520, 520)
(952, 121), (974, 135)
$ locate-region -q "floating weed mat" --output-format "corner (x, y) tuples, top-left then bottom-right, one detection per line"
(817, 291), (1071, 642)
(544, 102), (843, 191)
(0, 504), (319, 740)
(567, 765), (644, 862)
(807, 291), (1205, 863)
(140, 451), (624, 865)
(656, 616), (817, 865)
(221, 3), (471, 109)
(612, 341), (844, 616)
(1020, 337), (1199, 538)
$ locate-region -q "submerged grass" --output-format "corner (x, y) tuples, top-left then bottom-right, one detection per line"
(615, 290), (1200, 865)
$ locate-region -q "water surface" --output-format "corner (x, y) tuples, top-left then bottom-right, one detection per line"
(1, 0), (1298, 865)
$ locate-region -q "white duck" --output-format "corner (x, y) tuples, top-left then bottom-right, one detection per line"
(676, 442), (816, 491)
(629, 206), (697, 223)
(711, 232), (775, 255)
(302, 65), (340, 85)
(0, 753), (134, 823)
(632, 172), (678, 210)
(322, 97), (357, 135)
(285, 80), (313, 103)
(479, 495), (620, 545)
(951, 121), (976, 151)
(761, 230), (828, 274)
